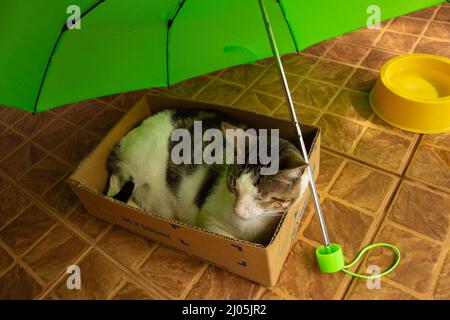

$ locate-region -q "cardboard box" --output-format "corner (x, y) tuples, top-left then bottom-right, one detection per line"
(68, 94), (321, 286)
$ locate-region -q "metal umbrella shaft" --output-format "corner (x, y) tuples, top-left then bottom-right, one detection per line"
(258, 0), (331, 248)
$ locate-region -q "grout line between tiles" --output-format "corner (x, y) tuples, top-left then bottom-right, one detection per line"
(386, 220), (447, 247)
(105, 279), (129, 300)
(92, 245), (173, 300)
(341, 178), (448, 300)
(229, 62), (277, 106)
(335, 175), (402, 299)
(179, 263), (210, 300)
(35, 224), (114, 300)
(36, 246), (94, 300)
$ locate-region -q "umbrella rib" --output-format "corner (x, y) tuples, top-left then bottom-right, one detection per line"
(277, 0), (299, 53)
(166, 0), (187, 87)
(33, 0), (107, 113)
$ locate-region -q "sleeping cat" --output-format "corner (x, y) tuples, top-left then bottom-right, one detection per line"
(106, 109), (308, 245)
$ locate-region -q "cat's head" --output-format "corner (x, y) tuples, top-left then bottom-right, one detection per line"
(222, 122), (307, 220)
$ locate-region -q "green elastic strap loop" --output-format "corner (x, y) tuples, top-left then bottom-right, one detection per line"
(341, 243), (401, 279)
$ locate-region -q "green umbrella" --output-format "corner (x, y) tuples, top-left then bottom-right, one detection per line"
(0, 0), (437, 273)
(0, 0), (443, 112)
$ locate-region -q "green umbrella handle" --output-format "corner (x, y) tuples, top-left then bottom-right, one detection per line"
(257, 0), (401, 279)
(316, 243), (401, 279)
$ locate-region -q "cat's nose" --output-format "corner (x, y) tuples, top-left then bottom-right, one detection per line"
(234, 207), (250, 220)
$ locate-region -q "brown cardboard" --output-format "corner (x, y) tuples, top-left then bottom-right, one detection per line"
(68, 94), (321, 286)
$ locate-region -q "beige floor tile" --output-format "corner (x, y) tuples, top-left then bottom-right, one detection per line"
(54, 250), (127, 299)
(0, 265), (42, 299)
(0, 205), (55, 255)
(99, 227), (157, 271)
(422, 132), (450, 149)
(68, 205), (108, 240)
(434, 251), (450, 300)
(302, 40), (335, 56)
(0, 107), (27, 126)
(252, 67), (302, 97)
(32, 117), (77, 151)
(23, 225), (88, 283)
(315, 151), (345, 192)
(328, 90), (373, 122)
(259, 289), (287, 300)
(0, 129), (25, 161)
(219, 64), (267, 86)
(13, 112), (56, 137)
(434, 6), (450, 22)
(425, 22), (450, 40)
(375, 31), (418, 53)
(363, 225), (443, 293)
(303, 198), (374, 258)
(165, 77), (211, 99)
(326, 42), (370, 64)
(61, 100), (104, 126)
(139, 246), (205, 298)
(345, 68), (379, 93)
(281, 54), (318, 76)
(0, 186), (30, 228)
(0, 175), (8, 194)
(233, 90), (282, 115)
(187, 266), (261, 300)
(196, 80), (244, 105)
(340, 28), (383, 46)
(111, 90), (148, 111)
(292, 79), (339, 109)
(368, 114), (418, 139)
(272, 103), (321, 125)
(54, 130), (100, 165)
(112, 282), (155, 300)
(361, 49), (398, 71)
(275, 241), (344, 299)
(406, 144), (450, 190)
(388, 17), (428, 35)
(1, 143), (46, 179)
(407, 6), (437, 19)
(346, 279), (417, 300)
(19, 156), (69, 196)
(42, 180), (80, 216)
(352, 128), (414, 173)
(328, 162), (396, 213)
(388, 181), (450, 242)
(85, 107), (124, 137)
(415, 37), (450, 58)
(0, 245), (13, 273)
(308, 60), (355, 86)
(317, 113), (364, 153)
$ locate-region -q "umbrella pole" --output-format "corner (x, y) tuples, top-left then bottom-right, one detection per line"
(258, 0), (330, 249)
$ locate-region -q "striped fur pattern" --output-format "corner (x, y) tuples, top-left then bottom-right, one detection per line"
(106, 109), (308, 245)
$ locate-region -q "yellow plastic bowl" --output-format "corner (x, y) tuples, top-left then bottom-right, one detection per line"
(370, 54), (450, 134)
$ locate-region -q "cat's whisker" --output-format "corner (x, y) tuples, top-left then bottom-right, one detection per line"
(254, 209), (285, 214)
(253, 209), (286, 217)
(256, 212), (286, 217)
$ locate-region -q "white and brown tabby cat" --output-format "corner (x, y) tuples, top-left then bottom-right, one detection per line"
(106, 109), (308, 245)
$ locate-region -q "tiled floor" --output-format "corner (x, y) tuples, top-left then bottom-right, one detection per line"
(0, 4), (449, 300)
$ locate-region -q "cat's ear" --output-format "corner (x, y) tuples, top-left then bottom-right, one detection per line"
(276, 146), (307, 181)
(277, 166), (306, 181)
(279, 147), (306, 170)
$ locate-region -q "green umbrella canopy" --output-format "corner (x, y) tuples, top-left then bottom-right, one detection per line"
(0, 0), (444, 112)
